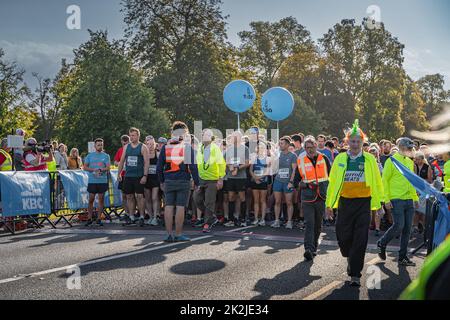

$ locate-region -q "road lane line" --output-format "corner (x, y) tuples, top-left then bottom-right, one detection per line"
(0, 235), (212, 285)
(303, 281), (343, 300)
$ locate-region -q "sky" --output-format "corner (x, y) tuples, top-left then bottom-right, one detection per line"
(0, 0), (449, 89)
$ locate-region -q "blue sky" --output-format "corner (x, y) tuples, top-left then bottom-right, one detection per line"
(1, 0), (449, 89)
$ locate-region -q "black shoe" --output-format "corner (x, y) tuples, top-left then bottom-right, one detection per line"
(138, 218), (145, 227)
(375, 230), (380, 237)
(194, 218), (205, 228)
(312, 251), (318, 257)
(121, 215), (132, 226)
(349, 277), (361, 287)
(347, 258), (351, 275)
(399, 257), (416, 266)
(96, 219), (103, 227)
(377, 241), (387, 261)
(85, 219), (94, 227)
(304, 250), (314, 261)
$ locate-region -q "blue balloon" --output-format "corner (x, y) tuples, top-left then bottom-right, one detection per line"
(261, 87), (295, 121)
(223, 80), (256, 113)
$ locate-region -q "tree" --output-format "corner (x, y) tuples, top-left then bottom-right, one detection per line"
(58, 30), (170, 153)
(0, 48), (36, 138)
(401, 77), (429, 134)
(238, 16), (314, 92)
(122, 0), (252, 132)
(319, 19), (407, 141)
(417, 73), (450, 120)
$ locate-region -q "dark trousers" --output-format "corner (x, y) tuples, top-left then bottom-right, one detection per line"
(302, 200), (324, 252)
(379, 199), (415, 259)
(336, 197), (371, 278)
(194, 179), (218, 225)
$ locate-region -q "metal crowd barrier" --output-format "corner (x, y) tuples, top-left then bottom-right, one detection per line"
(0, 170), (125, 235)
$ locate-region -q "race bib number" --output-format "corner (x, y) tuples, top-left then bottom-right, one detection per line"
(127, 156), (138, 167)
(254, 169), (264, 177)
(278, 168), (290, 179)
(231, 157), (240, 166)
(148, 165), (157, 175)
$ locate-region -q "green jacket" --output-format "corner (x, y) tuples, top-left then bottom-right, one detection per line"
(444, 160), (450, 193)
(382, 153), (419, 203)
(326, 151), (384, 210)
(196, 143), (226, 181)
(401, 237), (450, 300)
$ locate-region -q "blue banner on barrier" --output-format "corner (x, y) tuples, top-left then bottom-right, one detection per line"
(58, 170), (110, 210)
(109, 170), (122, 207)
(0, 172), (51, 217)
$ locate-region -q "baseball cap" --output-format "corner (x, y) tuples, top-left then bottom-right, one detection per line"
(397, 137), (415, 149)
(157, 137), (167, 144)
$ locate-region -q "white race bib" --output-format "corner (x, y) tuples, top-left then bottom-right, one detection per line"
(231, 157), (240, 165)
(148, 165), (157, 175)
(127, 156), (138, 167)
(254, 169), (264, 177)
(278, 168), (290, 179)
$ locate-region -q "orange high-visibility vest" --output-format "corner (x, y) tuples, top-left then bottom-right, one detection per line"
(164, 142), (186, 173)
(297, 153), (328, 184)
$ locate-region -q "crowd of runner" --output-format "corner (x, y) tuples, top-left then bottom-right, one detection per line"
(1, 122), (449, 287)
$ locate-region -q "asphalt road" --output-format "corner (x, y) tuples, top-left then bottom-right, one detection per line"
(0, 221), (426, 300)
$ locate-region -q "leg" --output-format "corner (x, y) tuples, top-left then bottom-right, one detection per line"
(284, 192), (294, 222)
(97, 193), (105, 221)
(252, 190), (260, 220)
(126, 194), (136, 217)
(274, 192), (282, 221)
(336, 198), (355, 258)
(223, 192), (229, 220)
(302, 202), (316, 252)
(260, 190), (267, 221)
(164, 206), (175, 235)
(399, 200), (415, 259)
(144, 188), (152, 218)
(135, 194), (146, 219)
(174, 206), (185, 236)
(314, 201), (325, 251)
(88, 193), (96, 220)
(379, 200), (406, 248)
(152, 187), (160, 219)
(238, 191), (246, 220)
(204, 182), (218, 225)
(348, 199), (371, 278)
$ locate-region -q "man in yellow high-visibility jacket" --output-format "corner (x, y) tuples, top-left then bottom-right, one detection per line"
(0, 139), (13, 171)
(443, 152), (450, 193)
(377, 137), (419, 267)
(194, 129), (226, 234)
(325, 120), (384, 287)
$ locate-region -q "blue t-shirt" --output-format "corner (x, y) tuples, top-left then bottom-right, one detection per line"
(84, 152), (110, 184)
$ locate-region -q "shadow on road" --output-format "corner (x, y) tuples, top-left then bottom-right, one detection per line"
(251, 260), (321, 300)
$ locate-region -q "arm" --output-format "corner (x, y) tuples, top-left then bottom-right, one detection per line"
(188, 147), (200, 186)
(141, 144), (150, 183)
(382, 159), (393, 205)
(156, 146), (165, 184)
(117, 145), (127, 180)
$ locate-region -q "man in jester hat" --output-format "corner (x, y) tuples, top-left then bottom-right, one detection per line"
(325, 120), (384, 287)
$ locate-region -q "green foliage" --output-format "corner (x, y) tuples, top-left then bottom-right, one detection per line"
(57, 31), (170, 153)
(0, 48), (36, 138)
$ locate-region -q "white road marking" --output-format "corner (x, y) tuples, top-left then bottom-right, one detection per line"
(0, 235), (212, 285)
(303, 281), (343, 300)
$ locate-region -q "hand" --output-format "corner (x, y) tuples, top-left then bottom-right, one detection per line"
(160, 183), (165, 191)
(287, 182), (294, 190)
(255, 178), (261, 184)
(414, 201), (419, 209)
(231, 169), (238, 176)
(118, 175), (123, 182)
(325, 207), (334, 221)
(140, 176), (147, 185)
(385, 202), (393, 210)
(217, 179), (224, 190)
